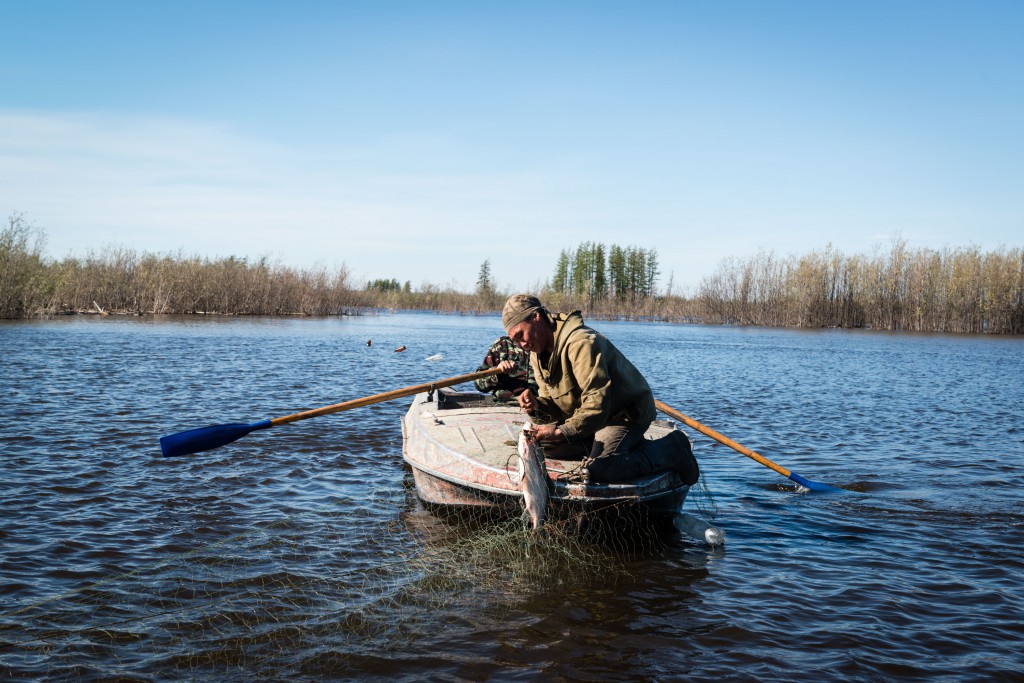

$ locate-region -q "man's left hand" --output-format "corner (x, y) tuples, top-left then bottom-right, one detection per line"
(526, 423), (564, 443)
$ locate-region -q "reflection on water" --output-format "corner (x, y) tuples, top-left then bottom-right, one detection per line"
(1, 314), (1022, 681)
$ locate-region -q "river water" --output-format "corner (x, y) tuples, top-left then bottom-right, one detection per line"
(1, 314), (1022, 681)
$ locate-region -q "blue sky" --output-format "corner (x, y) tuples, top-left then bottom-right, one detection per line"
(2, 1), (1021, 293)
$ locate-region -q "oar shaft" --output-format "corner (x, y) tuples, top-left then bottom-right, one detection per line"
(654, 400), (792, 478)
(270, 367), (502, 426)
(160, 367), (504, 457)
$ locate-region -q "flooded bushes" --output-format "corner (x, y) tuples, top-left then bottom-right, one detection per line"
(0, 214), (499, 318)
(696, 241), (1024, 334)
(0, 216), (360, 317)
(49, 252), (360, 316)
(2, 214), (1021, 333)
(0, 214), (50, 318)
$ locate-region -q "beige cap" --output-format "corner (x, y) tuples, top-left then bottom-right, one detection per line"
(502, 294), (543, 334)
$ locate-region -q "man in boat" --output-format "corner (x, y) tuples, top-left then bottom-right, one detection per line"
(474, 336), (538, 401)
(501, 294), (699, 484)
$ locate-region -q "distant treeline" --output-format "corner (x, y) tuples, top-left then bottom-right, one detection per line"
(2, 214), (1022, 333)
(549, 242), (660, 300)
(0, 214), (500, 318)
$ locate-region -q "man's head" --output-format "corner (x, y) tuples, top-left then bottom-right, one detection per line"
(502, 294), (553, 354)
(502, 294), (542, 333)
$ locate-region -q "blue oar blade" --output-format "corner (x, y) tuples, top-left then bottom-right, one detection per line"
(160, 419), (272, 457)
(788, 471), (844, 493)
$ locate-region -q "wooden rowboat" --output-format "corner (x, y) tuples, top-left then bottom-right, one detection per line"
(401, 387), (691, 521)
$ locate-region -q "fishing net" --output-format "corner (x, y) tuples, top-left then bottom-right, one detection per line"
(0, 476), (706, 680)
(688, 467), (720, 523)
(1, 381), (720, 681)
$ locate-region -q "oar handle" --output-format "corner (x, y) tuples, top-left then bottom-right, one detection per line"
(654, 400), (792, 478)
(270, 366), (502, 426)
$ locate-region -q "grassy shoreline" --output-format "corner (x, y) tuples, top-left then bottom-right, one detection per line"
(3, 215), (1021, 333)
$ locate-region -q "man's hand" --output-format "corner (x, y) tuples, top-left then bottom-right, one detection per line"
(525, 422), (564, 443)
(517, 388), (538, 413)
(496, 359), (516, 373)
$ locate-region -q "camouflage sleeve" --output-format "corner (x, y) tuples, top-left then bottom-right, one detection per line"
(473, 339), (505, 392)
(474, 337), (535, 393)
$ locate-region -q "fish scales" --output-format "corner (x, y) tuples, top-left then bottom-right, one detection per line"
(518, 422), (550, 530)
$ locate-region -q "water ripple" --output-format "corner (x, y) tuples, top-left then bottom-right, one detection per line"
(1, 316), (1022, 681)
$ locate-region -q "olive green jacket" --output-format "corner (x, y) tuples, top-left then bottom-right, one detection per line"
(530, 311), (655, 443)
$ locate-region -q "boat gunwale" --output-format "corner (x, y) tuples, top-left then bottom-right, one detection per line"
(403, 391), (690, 506)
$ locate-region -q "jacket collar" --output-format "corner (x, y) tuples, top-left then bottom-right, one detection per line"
(542, 310), (585, 372)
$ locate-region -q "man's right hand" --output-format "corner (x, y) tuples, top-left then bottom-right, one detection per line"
(517, 389), (538, 413)
(496, 359), (516, 373)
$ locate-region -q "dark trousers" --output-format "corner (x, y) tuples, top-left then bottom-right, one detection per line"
(540, 422), (698, 484)
(541, 422), (656, 482)
(587, 422), (658, 482)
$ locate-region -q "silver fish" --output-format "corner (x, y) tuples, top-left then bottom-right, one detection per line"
(518, 422), (549, 531)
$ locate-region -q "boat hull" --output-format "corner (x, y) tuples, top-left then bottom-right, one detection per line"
(402, 389), (689, 519)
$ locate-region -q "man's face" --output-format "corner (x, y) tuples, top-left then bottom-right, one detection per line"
(508, 313), (552, 355)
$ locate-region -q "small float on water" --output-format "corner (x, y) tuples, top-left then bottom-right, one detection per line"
(401, 387), (724, 544)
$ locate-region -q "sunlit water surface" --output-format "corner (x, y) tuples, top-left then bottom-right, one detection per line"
(1, 314), (1022, 681)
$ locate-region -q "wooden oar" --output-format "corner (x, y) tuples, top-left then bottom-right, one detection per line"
(655, 400), (843, 492)
(160, 367), (502, 457)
